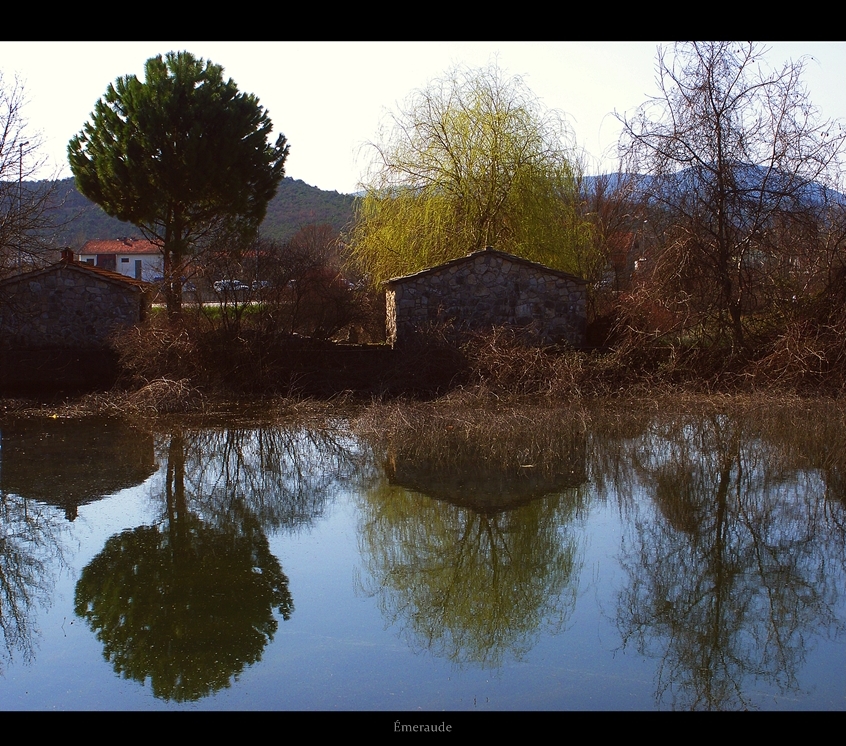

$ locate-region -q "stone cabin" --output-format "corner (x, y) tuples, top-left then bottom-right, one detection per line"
(384, 247), (587, 348)
(0, 249), (151, 349)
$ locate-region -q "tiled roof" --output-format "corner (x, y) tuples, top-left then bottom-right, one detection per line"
(79, 238), (161, 255)
(385, 247), (588, 285)
(0, 259), (151, 291)
(70, 261), (151, 289)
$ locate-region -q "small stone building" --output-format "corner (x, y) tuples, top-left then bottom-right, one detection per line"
(0, 250), (151, 349)
(77, 237), (163, 282)
(385, 248), (587, 347)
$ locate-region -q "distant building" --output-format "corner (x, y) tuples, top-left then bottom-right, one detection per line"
(77, 237), (163, 282)
(385, 247), (587, 348)
(0, 249), (151, 349)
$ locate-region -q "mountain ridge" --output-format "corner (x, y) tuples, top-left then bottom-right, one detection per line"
(24, 176), (356, 248)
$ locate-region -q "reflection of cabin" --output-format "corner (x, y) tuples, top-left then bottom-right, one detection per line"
(77, 237), (163, 282)
(386, 460), (586, 514)
(384, 248), (587, 348)
(0, 419), (156, 520)
(385, 440), (586, 514)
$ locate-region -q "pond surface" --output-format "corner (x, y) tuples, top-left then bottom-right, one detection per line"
(0, 404), (844, 710)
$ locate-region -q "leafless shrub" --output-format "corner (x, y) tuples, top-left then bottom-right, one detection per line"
(617, 42), (846, 356)
(125, 378), (204, 414)
(110, 319), (203, 389)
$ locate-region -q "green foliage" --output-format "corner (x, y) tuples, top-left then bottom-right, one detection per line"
(75, 518), (292, 701)
(260, 179), (355, 243)
(46, 176), (355, 249)
(68, 51), (289, 316)
(349, 63), (594, 286)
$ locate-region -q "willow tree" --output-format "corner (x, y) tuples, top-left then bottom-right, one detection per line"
(68, 51), (289, 319)
(349, 64), (593, 286)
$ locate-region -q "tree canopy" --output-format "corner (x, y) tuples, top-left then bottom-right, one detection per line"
(349, 64), (592, 286)
(68, 51), (289, 317)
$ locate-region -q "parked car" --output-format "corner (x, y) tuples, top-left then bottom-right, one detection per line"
(213, 280), (250, 292)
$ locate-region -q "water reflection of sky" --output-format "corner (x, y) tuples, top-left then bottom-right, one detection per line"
(0, 410), (844, 710)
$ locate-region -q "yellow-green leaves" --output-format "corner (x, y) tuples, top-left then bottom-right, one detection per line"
(350, 64), (591, 285)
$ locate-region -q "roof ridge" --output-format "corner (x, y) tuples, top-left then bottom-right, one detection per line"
(385, 247), (587, 285)
(1, 261), (150, 289)
(69, 261), (150, 288)
(79, 238), (161, 255)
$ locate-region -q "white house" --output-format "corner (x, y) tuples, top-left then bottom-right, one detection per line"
(77, 238), (163, 282)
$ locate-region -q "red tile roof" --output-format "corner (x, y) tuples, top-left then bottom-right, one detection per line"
(69, 260), (151, 289)
(0, 259), (151, 291)
(79, 238), (161, 255)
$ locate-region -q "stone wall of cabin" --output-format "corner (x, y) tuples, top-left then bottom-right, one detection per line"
(0, 266), (147, 348)
(387, 252), (586, 347)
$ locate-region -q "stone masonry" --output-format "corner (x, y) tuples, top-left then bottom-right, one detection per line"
(385, 248), (587, 348)
(0, 259), (151, 348)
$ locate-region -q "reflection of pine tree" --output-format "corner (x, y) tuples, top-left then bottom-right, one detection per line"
(74, 429), (295, 703)
(75, 514), (292, 702)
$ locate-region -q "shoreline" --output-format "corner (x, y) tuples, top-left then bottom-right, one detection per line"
(1, 384), (840, 422)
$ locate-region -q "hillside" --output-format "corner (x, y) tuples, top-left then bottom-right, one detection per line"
(37, 177), (356, 248)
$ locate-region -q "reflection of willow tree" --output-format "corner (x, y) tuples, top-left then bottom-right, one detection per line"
(76, 425), (358, 702)
(356, 482), (584, 669)
(354, 403), (587, 668)
(605, 407), (846, 710)
(0, 493), (66, 672)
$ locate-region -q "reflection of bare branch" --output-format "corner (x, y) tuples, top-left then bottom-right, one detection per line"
(153, 422), (364, 533)
(0, 492), (67, 671)
(600, 404), (846, 709)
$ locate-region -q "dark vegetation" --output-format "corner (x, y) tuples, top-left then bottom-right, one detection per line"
(23, 310), (846, 418)
(45, 176), (355, 250)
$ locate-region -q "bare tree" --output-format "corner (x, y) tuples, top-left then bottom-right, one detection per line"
(0, 73), (56, 278)
(617, 43), (846, 354)
(267, 226), (365, 340)
(576, 170), (643, 320)
(197, 227), (367, 341)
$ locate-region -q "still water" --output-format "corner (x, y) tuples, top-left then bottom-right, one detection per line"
(0, 404), (844, 710)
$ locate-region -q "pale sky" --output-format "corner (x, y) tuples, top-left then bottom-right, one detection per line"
(2, 42), (845, 194)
